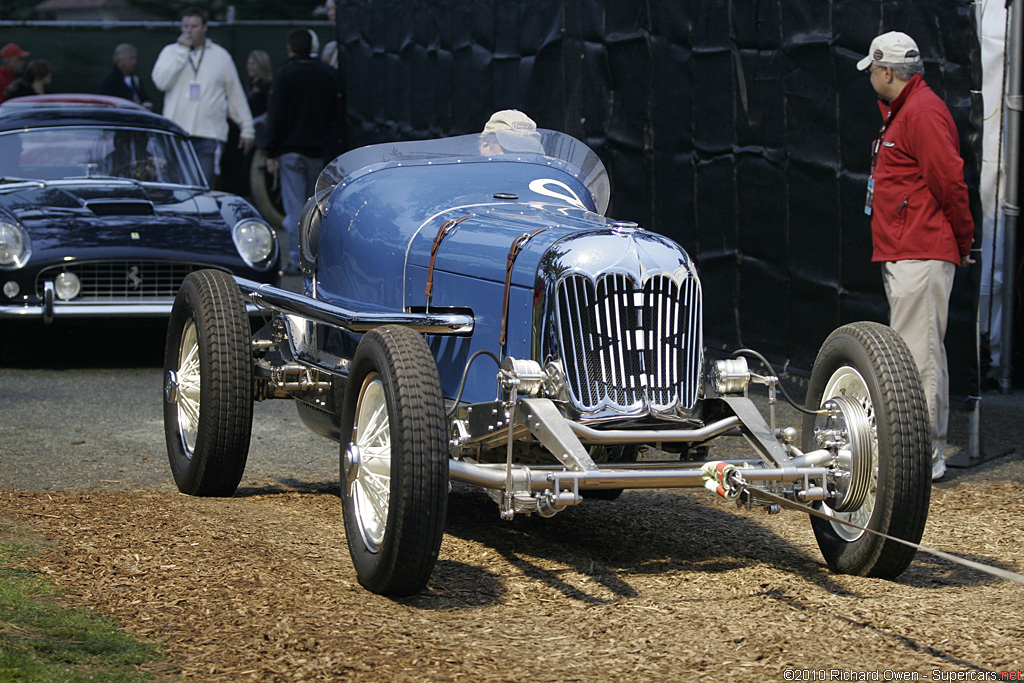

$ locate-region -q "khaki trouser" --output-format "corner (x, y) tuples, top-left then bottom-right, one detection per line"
(882, 259), (956, 462)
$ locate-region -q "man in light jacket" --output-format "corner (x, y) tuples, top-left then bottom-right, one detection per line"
(152, 7), (254, 188)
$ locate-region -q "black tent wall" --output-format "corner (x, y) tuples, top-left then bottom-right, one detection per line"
(336, 0), (982, 395)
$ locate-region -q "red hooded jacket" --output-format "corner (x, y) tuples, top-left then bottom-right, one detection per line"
(868, 74), (974, 265)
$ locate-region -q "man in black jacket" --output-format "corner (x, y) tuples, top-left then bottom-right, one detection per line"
(265, 29), (341, 274)
(97, 44), (152, 109)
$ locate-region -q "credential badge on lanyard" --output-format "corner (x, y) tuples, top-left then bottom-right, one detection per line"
(187, 45), (205, 100)
(865, 115), (892, 216)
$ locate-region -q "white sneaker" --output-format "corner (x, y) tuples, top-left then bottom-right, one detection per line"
(932, 455), (946, 481)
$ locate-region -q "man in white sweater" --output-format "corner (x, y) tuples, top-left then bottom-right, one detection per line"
(152, 7), (254, 188)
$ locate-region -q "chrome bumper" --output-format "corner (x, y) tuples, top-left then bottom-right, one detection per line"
(0, 299), (263, 322)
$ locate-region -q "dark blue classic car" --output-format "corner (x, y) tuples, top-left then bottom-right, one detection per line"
(163, 128), (930, 596)
(0, 96), (278, 323)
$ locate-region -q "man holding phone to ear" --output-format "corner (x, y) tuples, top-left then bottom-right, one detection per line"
(152, 6), (254, 189)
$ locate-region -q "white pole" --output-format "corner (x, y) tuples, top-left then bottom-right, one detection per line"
(999, 0), (1023, 393)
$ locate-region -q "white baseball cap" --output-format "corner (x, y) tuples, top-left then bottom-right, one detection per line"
(856, 31), (921, 71)
(483, 109), (537, 135)
(482, 109), (544, 153)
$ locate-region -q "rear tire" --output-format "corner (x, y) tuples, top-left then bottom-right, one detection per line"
(339, 326), (448, 596)
(803, 321), (930, 578)
(163, 269), (253, 496)
(249, 149), (285, 229)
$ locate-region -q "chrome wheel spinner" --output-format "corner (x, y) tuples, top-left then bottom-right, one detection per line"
(815, 394), (875, 515)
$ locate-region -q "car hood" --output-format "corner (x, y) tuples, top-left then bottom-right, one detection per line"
(0, 181), (236, 258)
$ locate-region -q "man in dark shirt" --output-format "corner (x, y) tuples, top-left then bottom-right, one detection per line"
(265, 28), (341, 274)
(97, 43), (152, 109)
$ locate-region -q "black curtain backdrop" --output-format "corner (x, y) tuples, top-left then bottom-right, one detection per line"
(335, 0), (982, 397)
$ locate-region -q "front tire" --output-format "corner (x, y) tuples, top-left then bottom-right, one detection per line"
(339, 326), (448, 596)
(163, 270), (253, 496)
(803, 321), (930, 579)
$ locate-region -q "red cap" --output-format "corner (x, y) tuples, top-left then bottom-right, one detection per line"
(1, 43), (30, 59)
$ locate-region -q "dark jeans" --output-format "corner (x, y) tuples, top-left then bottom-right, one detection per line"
(191, 137), (222, 189)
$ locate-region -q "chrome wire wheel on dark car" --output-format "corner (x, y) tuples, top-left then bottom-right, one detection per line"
(163, 269), (253, 496)
(340, 325), (448, 596)
(803, 322), (930, 579)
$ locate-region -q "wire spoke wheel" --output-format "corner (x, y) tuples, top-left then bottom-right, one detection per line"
(340, 326), (448, 596)
(163, 269), (253, 496)
(175, 319), (202, 455)
(348, 375), (392, 551)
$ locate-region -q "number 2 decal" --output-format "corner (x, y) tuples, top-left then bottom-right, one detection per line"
(528, 179), (586, 209)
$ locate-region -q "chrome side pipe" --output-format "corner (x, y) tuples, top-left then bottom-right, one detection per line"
(234, 277), (475, 335)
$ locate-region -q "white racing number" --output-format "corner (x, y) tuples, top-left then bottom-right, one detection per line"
(528, 178), (586, 209)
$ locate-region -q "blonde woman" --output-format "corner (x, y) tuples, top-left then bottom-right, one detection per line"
(246, 49), (272, 118)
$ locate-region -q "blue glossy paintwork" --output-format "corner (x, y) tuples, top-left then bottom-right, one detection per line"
(315, 156), (598, 311)
(314, 154), (625, 404)
(309, 130), (697, 409)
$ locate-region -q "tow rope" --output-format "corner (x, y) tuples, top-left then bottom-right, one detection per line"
(701, 461), (1024, 586)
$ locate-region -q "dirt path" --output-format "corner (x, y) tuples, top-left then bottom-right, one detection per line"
(3, 479), (1023, 682)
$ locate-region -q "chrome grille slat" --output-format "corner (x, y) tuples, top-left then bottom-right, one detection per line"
(556, 271), (702, 414)
(36, 261), (210, 300)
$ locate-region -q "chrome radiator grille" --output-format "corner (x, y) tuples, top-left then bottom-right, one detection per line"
(36, 261), (209, 300)
(555, 272), (702, 413)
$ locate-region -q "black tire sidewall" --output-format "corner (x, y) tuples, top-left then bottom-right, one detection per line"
(804, 326), (898, 573)
(164, 276), (206, 493)
(339, 326), (448, 595)
(162, 270), (253, 496)
(340, 339), (394, 580)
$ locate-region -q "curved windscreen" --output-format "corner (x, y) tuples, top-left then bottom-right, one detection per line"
(316, 129), (610, 215)
(0, 126), (205, 187)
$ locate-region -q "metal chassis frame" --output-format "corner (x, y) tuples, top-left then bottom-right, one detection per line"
(238, 278), (837, 506)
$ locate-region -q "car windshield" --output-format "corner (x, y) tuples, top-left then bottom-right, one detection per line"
(316, 129), (611, 215)
(0, 126), (204, 186)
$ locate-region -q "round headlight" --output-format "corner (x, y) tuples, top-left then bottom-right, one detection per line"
(54, 272), (81, 301)
(0, 221), (31, 269)
(232, 219), (275, 269)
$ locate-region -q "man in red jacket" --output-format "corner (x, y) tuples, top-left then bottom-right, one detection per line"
(858, 31), (975, 481)
(0, 43), (29, 104)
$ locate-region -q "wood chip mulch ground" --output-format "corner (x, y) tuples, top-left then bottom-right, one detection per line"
(2, 481), (1023, 682)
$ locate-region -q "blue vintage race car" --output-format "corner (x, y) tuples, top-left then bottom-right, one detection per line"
(0, 96), (278, 323)
(163, 127), (931, 596)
